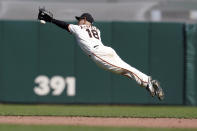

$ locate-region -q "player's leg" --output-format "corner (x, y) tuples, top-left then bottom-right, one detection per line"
(111, 48), (164, 100)
(92, 46), (149, 86)
(91, 46), (156, 97)
(110, 49), (158, 97)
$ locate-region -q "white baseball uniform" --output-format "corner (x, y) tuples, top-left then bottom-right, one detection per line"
(69, 24), (149, 87)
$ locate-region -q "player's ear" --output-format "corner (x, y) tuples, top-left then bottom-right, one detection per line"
(84, 17), (87, 24)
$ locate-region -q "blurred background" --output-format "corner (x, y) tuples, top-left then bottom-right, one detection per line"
(0, 0), (197, 22)
(0, 0), (197, 106)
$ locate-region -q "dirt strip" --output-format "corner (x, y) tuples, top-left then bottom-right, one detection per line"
(0, 116), (197, 128)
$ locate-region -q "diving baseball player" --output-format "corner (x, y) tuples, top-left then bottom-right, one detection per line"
(38, 8), (164, 100)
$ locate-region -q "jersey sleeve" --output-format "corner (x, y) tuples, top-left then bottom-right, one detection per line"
(68, 24), (81, 34)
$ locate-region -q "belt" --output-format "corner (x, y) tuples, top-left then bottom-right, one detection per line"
(89, 45), (99, 58)
(93, 45), (99, 48)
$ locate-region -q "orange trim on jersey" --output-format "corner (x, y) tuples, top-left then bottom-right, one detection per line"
(92, 53), (148, 84)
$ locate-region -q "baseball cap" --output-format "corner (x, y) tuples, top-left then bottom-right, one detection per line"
(75, 13), (94, 24)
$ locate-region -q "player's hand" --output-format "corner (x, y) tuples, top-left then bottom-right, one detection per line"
(38, 7), (53, 23)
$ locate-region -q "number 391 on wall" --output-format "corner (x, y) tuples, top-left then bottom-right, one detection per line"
(34, 75), (76, 96)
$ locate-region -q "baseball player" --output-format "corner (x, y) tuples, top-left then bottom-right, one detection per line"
(38, 8), (164, 100)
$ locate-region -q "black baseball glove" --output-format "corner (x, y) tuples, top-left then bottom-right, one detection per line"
(38, 8), (53, 23)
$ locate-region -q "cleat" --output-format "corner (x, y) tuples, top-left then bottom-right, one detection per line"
(146, 77), (155, 97)
(152, 80), (165, 101)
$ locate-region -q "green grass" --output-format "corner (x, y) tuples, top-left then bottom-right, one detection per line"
(0, 104), (197, 118)
(0, 124), (196, 131)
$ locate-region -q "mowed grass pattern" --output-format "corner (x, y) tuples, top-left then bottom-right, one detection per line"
(0, 124), (196, 131)
(0, 104), (197, 118)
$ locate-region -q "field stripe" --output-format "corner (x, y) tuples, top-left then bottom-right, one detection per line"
(0, 116), (196, 128)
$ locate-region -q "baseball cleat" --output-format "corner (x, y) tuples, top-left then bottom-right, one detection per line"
(146, 77), (155, 97)
(152, 80), (164, 101)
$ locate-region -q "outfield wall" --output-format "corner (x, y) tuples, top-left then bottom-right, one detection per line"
(185, 24), (197, 106)
(0, 21), (194, 105)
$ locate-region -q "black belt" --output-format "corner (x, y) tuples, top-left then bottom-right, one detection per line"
(94, 45), (99, 48)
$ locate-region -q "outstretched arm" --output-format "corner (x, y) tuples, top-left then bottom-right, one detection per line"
(38, 8), (70, 32)
(51, 19), (69, 32)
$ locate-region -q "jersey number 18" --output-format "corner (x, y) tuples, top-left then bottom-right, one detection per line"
(86, 29), (99, 40)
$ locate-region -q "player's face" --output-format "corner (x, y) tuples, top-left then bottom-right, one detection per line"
(78, 19), (85, 25)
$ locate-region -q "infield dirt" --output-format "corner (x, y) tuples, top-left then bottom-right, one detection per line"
(0, 116), (196, 128)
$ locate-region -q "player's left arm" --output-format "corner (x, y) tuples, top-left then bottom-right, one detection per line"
(51, 19), (70, 32)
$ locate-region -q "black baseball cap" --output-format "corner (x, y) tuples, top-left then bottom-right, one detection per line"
(75, 13), (94, 24)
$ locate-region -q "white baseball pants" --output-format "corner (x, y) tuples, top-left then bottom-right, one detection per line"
(90, 45), (149, 87)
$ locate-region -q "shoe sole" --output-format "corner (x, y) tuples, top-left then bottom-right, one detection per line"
(152, 80), (165, 101)
(156, 88), (164, 100)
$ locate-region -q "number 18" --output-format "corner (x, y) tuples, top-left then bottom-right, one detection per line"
(86, 29), (99, 40)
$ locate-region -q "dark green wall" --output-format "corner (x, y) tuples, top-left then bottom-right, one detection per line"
(149, 23), (184, 104)
(0, 21), (38, 102)
(111, 22), (150, 104)
(0, 21), (186, 105)
(185, 24), (197, 106)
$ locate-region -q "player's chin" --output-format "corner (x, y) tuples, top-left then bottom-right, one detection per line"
(78, 21), (84, 25)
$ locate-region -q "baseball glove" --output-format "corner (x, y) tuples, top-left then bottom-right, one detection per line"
(38, 8), (53, 23)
